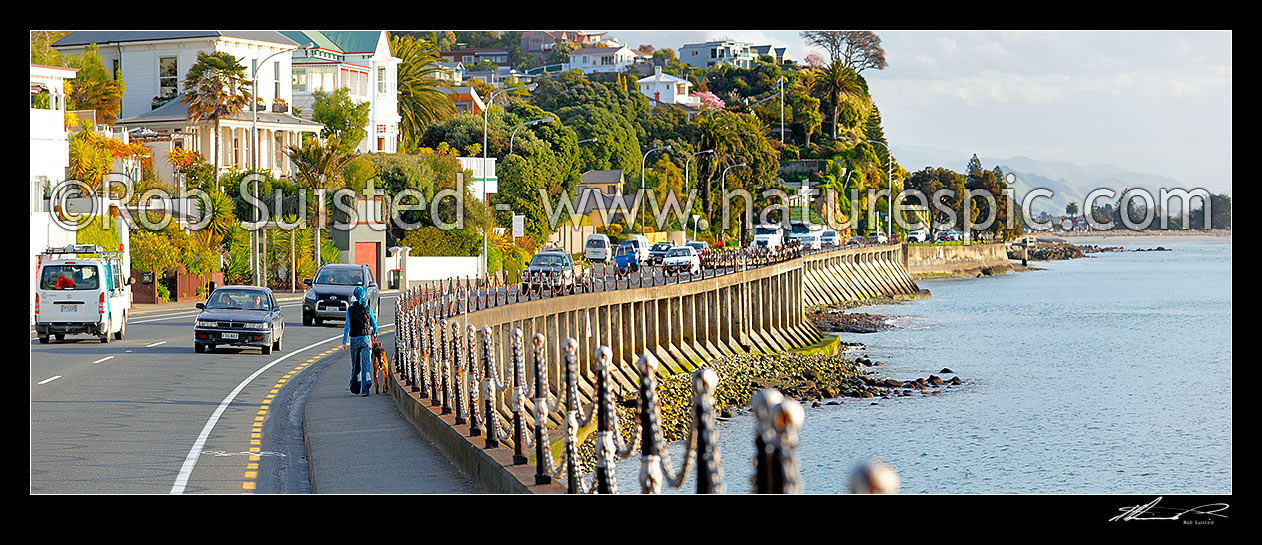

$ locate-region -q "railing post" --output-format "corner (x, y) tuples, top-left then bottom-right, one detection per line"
(593, 346), (616, 494)
(692, 367), (724, 494)
(636, 353), (664, 494)
(467, 323), (482, 436)
(428, 302), (439, 405)
(510, 328), (529, 465)
(531, 333), (555, 485)
(753, 389), (803, 494)
(440, 318), (452, 414)
(481, 326), (507, 447)
(562, 337), (592, 493)
(454, 319), (467, 425)
(752, 389), (782, 493)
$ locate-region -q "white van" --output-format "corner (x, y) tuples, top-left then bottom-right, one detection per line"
(584, 234), (612, 263)
(625, 234), (650, 261)
(34, 244), (133, 344)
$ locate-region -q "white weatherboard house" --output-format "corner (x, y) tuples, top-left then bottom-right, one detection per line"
(637, 66), (700, 108)
(678, 40), (755, 70)
(52, 31), (324, 180)
(567, 45), (642, 74)
(30, 64), (79, 321)
(281, 31), (401, 154)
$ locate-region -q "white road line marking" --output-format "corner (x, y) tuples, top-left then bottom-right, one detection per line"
(169, 321), (395, 495)
(91, 356), (115, 364)
(38, 376), (62, 385)
(146, 341), (167, 347)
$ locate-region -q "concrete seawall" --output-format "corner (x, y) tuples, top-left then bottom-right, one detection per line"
(906, 243), (1011, 278)
(388, 243), (922, 493)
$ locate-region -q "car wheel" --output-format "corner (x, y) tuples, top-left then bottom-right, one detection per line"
(100, 317), (111, 343)
(315, 318), (323, 326)
(303, 314), (313, 326)
(208, 345), (217, 352)
(54, 333), (65, 341)
(114, 312), (126, 340)
(195, 343), (205, 353)
(273, 334), (282, 351)
(262, 344), (272, 355)
(39, 336), (49, 344)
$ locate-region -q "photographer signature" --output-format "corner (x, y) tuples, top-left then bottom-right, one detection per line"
(1109, 497), (1229, 522)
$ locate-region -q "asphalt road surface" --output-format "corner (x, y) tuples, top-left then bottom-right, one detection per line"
(30, 293), (401, 494)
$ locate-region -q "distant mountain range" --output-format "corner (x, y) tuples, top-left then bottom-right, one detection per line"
(891, 144), (1205, 216)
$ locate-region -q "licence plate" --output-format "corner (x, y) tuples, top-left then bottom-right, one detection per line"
(59, 304), (78, 312)
(221, 332), (239, 340)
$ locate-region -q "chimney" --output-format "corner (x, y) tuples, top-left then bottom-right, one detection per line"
(655, 65), (662, 77)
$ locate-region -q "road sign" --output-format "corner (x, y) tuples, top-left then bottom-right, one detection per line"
(512, 215), (525, 239)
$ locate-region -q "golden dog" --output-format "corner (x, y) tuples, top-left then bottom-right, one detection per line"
(371, 340), (390, 394)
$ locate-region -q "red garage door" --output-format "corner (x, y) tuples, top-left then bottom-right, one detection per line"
(355, 242), (378, 284)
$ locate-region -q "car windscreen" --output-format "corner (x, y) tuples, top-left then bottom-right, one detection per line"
(315, 268), (364, 286)
(790, 223), (810, 234)
(205, 289), (270, 310)
(586, 238), (606, 248)
(667, 248), (691, 257)
(530, 254), (567, 267)
(40, 264), (100, 290)
(651, 243), (672, 251)
(755, 227), (778, 235)
(687, 242), (705, 250)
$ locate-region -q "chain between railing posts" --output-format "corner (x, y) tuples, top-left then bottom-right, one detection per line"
(510, 328), (529, 465)
(531, 333), (556, 485)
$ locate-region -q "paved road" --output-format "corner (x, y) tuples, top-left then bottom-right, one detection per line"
(30, 291), (476, 494)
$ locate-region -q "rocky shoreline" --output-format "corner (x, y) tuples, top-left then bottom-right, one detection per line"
(809, 310), (893, 333)
(1008, 241), (1172, 261)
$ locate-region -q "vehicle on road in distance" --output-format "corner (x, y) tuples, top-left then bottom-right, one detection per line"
(662, 246), (701, 276)
(753, 223), (784, 251)
(867, 231), (889, 244)
(585, 234), (611, 263)
(847, 235), (866, 245)
(799, 233), (823, 250)
(686, 240), (711, 261)
(521, 250), (577, 294)
(613, 242), (641, 275)
(907, 229), (930, 243)
(820, 229), (840, 247)
(936, 230), (964, 242)
(35, 244), (133, 344)
(648, 241), (673, 265)
(302, 264), (378, 326)
(194, 285), (285, 354)
(625, 234), (651, 261)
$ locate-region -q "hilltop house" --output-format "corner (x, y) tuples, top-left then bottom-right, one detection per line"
(280, 30), (402, 154)
(440, 48), (510, 67)
(636, 66), (700, 108)
(678, 40), (755, 69)
(51, 31), (324, 180)
(567, 45), (645, 74)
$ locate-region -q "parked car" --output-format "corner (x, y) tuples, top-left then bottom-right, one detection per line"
(625, 234), (651, 261)
(686, 240), (711, 261)
(867, 231), (889, 244)
(907, 229), (930, 243)
(194, 285), (285, 354)
(34, 244), (133, 344)
(521, 251), (577, 294)
(648, 241), (673, 265)
(584, 234), (612, 263)
(662, 246), (701, 275)
(613, 242), (641, 275)
(302, 264), (379, 326)
(820, 230), (840, 247)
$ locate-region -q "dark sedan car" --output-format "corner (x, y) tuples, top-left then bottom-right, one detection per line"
(194, 286), (284, 354)
(302, 264), (379, 326)
(520, 251), (577, 294)
(648, 242), (673, 265)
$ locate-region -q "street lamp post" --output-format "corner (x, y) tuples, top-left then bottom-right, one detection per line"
(719, 163), (747, 246)
(508, 116), (554, 155)
(640, 144), (671, 234)
(251, 42), (312, 287)
(482, 82), (538, 280)
(866, 139), (895, 242)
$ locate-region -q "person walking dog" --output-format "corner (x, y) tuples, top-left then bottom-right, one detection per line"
(342, 286), (379, 396)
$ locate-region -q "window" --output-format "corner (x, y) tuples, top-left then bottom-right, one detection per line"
(710, 48), (717, 58)
(292, 68), (307, 92)
(159, 56), (178, 98)
(377, 67), (386, 93)
(358, 71), (367, 96)
(112, 59), (120, 80)
(273, 61), (281, 101)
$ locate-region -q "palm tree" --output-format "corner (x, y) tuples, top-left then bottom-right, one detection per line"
(814, 60), (866, 141)
(181, 51), (252, 187)
(390, 35), (456, 149)
(286, 138), (354, 190)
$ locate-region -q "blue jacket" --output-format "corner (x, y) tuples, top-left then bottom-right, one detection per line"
(342, 287), (378, 345)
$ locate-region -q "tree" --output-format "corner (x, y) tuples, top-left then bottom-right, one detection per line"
(546, 41), (581, 66)
(64, 44), (126, 124)
(815, 60), (866, 140)
(286, 139), (355, 190)
(1066, 202), (1079, 216)
(800, 31), (888, 74)
(391, 34), (457, 150)
(181, 51), (252, 184)
(311, 88), (371, 154)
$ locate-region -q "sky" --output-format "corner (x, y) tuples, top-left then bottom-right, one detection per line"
(603, 30), (1232, 193)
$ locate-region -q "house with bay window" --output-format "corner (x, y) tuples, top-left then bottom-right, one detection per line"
(51, 31), (324, 180)
(567, 45), (645, 74)
(281, 31), (401, 154)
